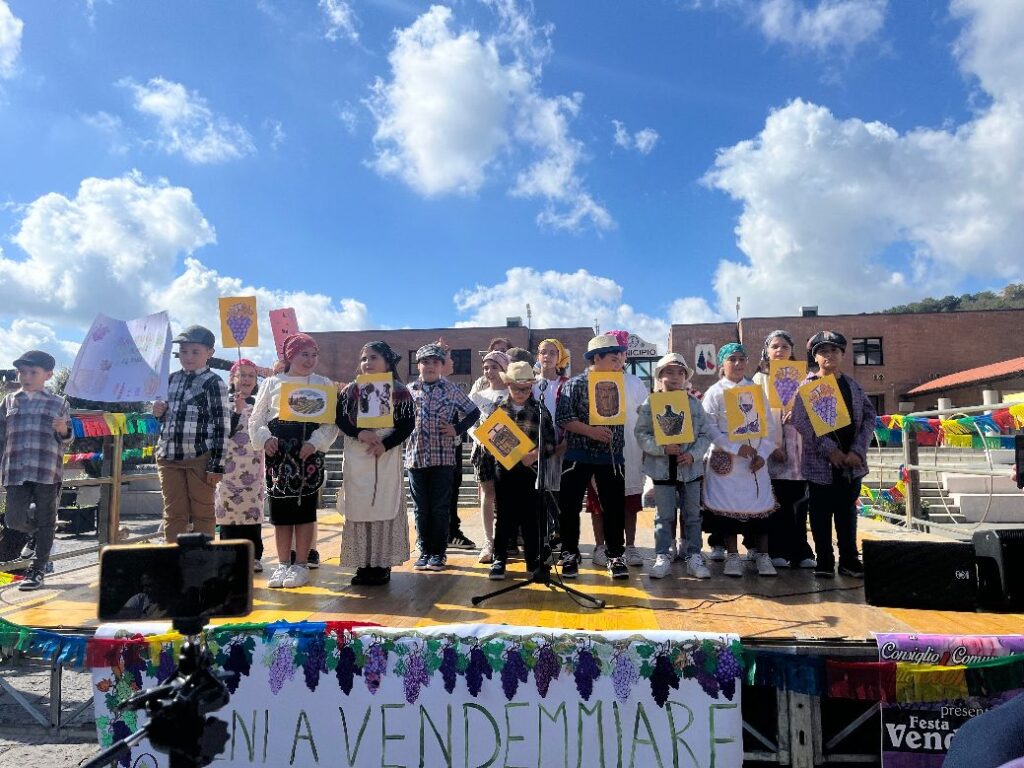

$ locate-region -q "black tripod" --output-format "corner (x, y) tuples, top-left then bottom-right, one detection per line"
(472, 380), (604, 608)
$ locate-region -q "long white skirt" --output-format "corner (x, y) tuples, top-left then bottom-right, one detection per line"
(702, 449), (776, 520)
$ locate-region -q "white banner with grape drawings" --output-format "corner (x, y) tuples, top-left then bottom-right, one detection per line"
(91, 623), (744, 768)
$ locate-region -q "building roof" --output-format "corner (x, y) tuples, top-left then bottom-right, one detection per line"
(906, 357), (1024, 396)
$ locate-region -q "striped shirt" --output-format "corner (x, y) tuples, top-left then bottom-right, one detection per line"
(405, 378), (479, 469)
(155, 367), (230, 473)
(0, 389), (72, 486)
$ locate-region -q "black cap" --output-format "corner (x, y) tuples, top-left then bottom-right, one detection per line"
(807, 331), (847, 356)
(13, 350), (56, 371)
(172, 325), (216, 348)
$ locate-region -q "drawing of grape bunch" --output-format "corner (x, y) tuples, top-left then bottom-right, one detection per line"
(226, 301), (255, 346)
(810, 382), (839, 426)
(773, 365), (801, 407)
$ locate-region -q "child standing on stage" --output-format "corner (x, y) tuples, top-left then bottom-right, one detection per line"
(153, 325), (230, 543)
(533, 339), (569, 530)
(406, 343), (480, 572)
(214, 359), (266, 573)
(249, 333), (339, 589)
(488, 362), (556, 580)
(701, 343), (779, 578)
(791, 331), (875, 579)
(469, 350), (509, 564)
(635, 354), (713, 579)
(0, 350), (72, 591)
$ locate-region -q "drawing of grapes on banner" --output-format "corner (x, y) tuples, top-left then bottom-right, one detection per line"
(772, 365), (801, 407)
(809, 382), (839, 426)
(225, 301), (255, 346)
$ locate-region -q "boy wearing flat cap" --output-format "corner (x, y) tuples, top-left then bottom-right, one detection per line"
(1, 350), (72, 590)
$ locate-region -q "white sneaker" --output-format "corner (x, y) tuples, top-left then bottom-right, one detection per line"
(723, 553), (744, 577)
(649, 554), (672, 579)
(283, 563), (310, 588)
(675, 540), (687, 562)
(267, 563), (289, 588)
(756, 553), (778, 577)
(686, 553), (711, 579)
(624, 545), (644, 566)
(798, 558), (818, 569)
(770, 557), (790, 568)
(591, 546), (608, 567)
(478, 543), (494, 564)
(253, 559), (264, 573)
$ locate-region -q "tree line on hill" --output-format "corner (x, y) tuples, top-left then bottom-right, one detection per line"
(884, 283), (1024, 314)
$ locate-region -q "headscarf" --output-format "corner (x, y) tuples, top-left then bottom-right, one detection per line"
(538, 338), (570, 371)
(482, 350), (509, 370)
(229, 358), (258, 375)
(283, 332), (318, 361)
(362, 341), (401, 374)
(717, 342), (746, 367)
(761, 330), (795, 363)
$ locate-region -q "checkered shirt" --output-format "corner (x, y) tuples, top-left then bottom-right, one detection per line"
(0, 390), (72, 486)
(405, 378), (478, 469)
(155, 367), (230, 473)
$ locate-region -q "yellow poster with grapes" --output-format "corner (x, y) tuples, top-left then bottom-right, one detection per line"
(724, 384), (767, 440)
(798, 374), (851, 436)
(767, 360), (807, 411)
(218, 296), (259, 348)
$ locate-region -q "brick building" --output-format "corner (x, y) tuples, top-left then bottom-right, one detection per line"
(668, 308), (1024, 414)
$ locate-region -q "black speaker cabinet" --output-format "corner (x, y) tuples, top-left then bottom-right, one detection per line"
(973, 529), (1024, 611)
(863, 539), (977, 611)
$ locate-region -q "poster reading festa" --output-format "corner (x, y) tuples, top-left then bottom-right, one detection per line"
(91, 624), (745, 768)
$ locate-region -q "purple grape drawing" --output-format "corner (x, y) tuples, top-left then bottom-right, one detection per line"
(225, 302), (254, 346)
(773, 367), (800, 406)
(533, 645), (561, 698)
(573, 649), (601, 701)
(649, 652), (680, 707)
(500, 648), (529, 700)
(402, 649), (430, 704)
(363, 642), (387, 694)
(611, 651), (639, 702)
(810, 383), (839, 426)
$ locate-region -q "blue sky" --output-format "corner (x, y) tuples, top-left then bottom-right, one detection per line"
(1, 0), (1022, 366)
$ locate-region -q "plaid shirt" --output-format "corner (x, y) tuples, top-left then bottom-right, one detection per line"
(156, 367), (230, 473)
(555, 371), (624, 466)
(405, 378), (478, 469)
(791, 372), (876, 485)
(0, 389), (72, 486)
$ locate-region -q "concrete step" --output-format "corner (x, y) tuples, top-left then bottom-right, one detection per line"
(951, 493), (1024, 523)
(941, 473), (1019, 494)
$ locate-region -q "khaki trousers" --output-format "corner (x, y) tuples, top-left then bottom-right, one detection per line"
(157, 454), (217, 542)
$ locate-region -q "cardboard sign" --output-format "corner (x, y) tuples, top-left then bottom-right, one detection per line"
(798, 374), (851, 436)
(474, 407), (536, 470)
(66, 312), (172, 402)
(588, 371), (626, 426)
(269, 307), (299, 359)
(355, 373), (394, 429)
(278, 382), (337, 424)
(768, 360), (807, 410)
(724, 384), (767, 440)
(649, 390), (694, 445)
(219, 296), (259, 348)
(694, 343), (717, 376)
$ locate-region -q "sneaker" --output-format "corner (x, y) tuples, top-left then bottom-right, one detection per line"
(675, 540), (687, 562)
(624, 545), (644, 567)
(427, 554), (446, 571)
(413, 553), (430, 570)
(798, 557), (818, 569)
(814, 563), (835, 579)
(709, 545), (727, 562)
(44, 561), (54, 574)
(307, 549), (320, 569)
(448, 532), (477, 549)
(560, 550), (579, 578)
(478, 543), (494, 564)
(18, 568), (43, 591)
(649, 554), (672, 579)
(591, 546), (608, 567)
(267, 563), (289, 588)
(723, 553), (744, 577)
(838, 559), (865, 578)
(608, 556), (629, 579)
(283, 563), (310, 588)
(253, 559), (264, 573)
(686, 553), (711, 579)
(756, 553), (778, 577)
(488, 561), (507, 580)
(771, 557), (791, 568)
(20, 538), (36, 560)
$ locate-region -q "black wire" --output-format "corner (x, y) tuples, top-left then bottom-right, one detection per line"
(608, 584), (865, 612)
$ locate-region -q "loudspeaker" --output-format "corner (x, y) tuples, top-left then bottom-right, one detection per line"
(863, 539), (977, 611)
(973, 529), (1024, 611)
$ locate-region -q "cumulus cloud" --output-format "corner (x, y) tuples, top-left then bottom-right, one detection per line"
(612, 120), (660, 154)
(0, 172), (371, 367)
(0, 0), (23, 79)
(757, 0), (887, 54)
(263, 118), (286, 149)
(121, 77), (256, 164)
(367, 1), (611, 231)
(0, 319), (79, 371)
(320, 0), (359, 43)
(693, 0), (1024, 319)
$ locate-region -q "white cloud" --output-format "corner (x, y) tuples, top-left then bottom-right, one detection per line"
(0, 319), (62, 370)
(320, 0), (359, 43)
(263, 118), (286, 149)
(367, 2), (611, 231)
(611, 120), (660, 154)
(82, 111), (131, 154)
(121, 77), (256, 164)
(337, 103), (358, 134)
(0, 172), (371, 367)
(699, 0), (1024, 319)
(757, 0), (887, 54)
(0, 0), (23, 79)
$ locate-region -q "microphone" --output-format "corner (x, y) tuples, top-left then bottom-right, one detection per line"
(538, 378), (549, 393)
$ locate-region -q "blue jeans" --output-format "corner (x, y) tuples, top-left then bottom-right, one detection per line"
(408, 466), (455, 556)
(653, 480), (702, 556)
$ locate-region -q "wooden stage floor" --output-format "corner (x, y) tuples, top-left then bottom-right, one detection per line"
(3, 511), (1020, 642)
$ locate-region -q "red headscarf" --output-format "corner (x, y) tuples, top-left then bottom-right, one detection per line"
(229, 358), (258, 375)
(283, 333), (317, 361)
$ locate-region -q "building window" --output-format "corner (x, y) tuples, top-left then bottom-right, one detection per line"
(450, 349), (472, 376)
(852, 337), (884, 366)
(867, 394), (885, 416)
(408, 352), (418, 378)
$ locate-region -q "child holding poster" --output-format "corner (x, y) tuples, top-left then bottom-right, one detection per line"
(700, 343), (779, 578)
(791, 331), (875, 579)
(634, 353), (713, 579)
(249, 333), (339, 589)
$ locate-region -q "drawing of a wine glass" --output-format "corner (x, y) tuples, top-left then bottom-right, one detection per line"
(735, 391), (759, 435)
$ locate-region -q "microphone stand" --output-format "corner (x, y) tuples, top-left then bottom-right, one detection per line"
(472, 378), (604, 608)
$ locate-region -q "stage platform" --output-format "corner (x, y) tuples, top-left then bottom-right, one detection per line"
(2, 512), (1021, 642)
